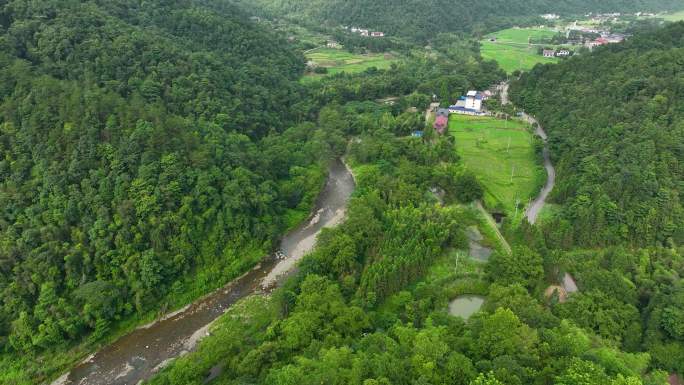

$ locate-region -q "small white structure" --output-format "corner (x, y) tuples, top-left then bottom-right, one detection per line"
(371, 31), (385, 37)
(556, 49), (571, 57)
(543, 49), (556, 58)
(541, 14), (560, 20)
(359, 29), (369, 37)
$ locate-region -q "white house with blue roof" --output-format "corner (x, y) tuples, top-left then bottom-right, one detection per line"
(449, 91), (487, 116)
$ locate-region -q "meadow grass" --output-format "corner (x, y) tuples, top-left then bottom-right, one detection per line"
(481, 28), (560, 73)
(302, 47), (398, 82)
(664, 10), (684, 21)
(449, 115), (543, 216)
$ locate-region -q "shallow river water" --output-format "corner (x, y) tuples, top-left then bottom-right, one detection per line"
(53, 159), (355, 385)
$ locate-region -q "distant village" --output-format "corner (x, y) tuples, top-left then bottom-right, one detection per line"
(346, 26), (385, 38)
(523, 10), (673, 59)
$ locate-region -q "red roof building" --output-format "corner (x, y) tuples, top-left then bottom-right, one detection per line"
(434, 115), (448, 134)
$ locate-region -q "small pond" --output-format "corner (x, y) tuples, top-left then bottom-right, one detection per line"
(448, 295), (485, 319)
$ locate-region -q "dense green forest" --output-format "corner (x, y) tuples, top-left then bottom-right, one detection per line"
(0, 1), (511, 382)
(0, 0), (332, 370)
(235, 0), (682, 41)
(142, 24), (684, 385)
(2, 0), (684, 384)
(510, 22), (684, 248)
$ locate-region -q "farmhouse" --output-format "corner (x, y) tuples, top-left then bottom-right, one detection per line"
(434, 115), (448, 134)
(371, 32), (385, 37)
(449, 91), (487, 116)
(556, 49), (570, 57)
(542, 49), (556, 58)
(433, 108), (450, 134)
(327, 41), (341, 48)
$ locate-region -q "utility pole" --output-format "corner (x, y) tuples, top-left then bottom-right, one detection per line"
(510, 165), (515, 183)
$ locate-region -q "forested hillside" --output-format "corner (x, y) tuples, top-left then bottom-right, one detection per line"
(511, 22), (684, 247)
(146, 44), (683, 384)
(237, 0), (682, 41)
(0, 0), (331, 364)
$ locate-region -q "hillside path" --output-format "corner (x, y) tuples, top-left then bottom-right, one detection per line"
(476, 201), (512, 255)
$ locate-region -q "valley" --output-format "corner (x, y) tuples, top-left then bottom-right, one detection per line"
(0, 1), (682, 385)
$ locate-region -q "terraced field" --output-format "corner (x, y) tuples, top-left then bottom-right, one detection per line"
(303, 48), (398, 82)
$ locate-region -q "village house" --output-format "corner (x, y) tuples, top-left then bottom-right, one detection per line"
(371, 32), (385, 37)
(556, 49), (571, 57)
(327, 40), (341, 48)
(433, 108), (450, 134)
(449, 91), (487, 116)
(543, 49), (556, 58)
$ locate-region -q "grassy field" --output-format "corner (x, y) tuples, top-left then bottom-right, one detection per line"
(303, 47), (398, 82)
(480, 28), (560, 73)
(449, 115), (544, 217)
(664, 10), (684, 21)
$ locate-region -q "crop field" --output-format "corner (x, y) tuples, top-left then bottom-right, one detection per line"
(664, 10), (684, 21)
(303, 48), (398, 82)
(449, 115), (544, 216)
(480, 28), (560, 73)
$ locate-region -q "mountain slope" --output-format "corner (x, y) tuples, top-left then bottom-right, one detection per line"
(238, 0), (683, 41)
(0, 0), (328, 369)
(511, 22), (684, 247)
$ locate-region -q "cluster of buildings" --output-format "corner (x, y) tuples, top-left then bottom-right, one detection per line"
(349, 27), (385, 37)
(414, 90), (493, 138)
(448, 91), (491, 116)
(542, 49), (571, 58)
(584, 34), (625, 48)
(541, 14), (560, 20)
(565, 22), (627, 46)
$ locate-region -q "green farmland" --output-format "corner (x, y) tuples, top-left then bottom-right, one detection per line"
(303, 47), (399, 82)
(480, 28), (560, 73)
(663, 10), (684, 21)
(449, 115), (544, 218)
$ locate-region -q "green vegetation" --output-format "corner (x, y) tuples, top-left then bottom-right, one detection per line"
(664, 10), (684, 21)
(449, 115), (543, 217)
(480, 28), (560, 73)
(147, 72), (679, 385)
(2, 1), (684, 384)
(234, 0), (682, 42)
(0, 0), (333, 382)
(304, 48), (399, 81)
(511, 22), (684, 248)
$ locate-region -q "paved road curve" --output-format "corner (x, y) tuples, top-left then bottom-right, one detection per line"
(499, 82), (555, 224)
(523, 113), (555, 224)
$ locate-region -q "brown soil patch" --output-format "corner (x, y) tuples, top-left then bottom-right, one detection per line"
(544, 285), (568, 303)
